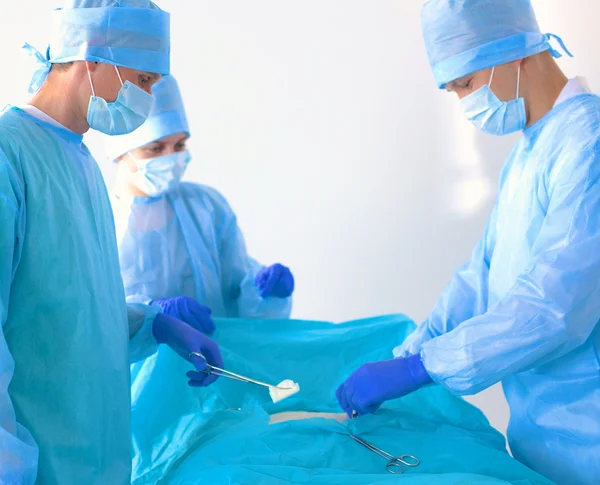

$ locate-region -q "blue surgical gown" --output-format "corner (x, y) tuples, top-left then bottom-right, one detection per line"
(395, 94), (600, 485)
(113, 182), (292, 319)
(0, 107), (159, 485)
(111, 182), (292, 466)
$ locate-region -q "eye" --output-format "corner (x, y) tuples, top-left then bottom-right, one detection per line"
(175, 142), (187, 151)
(138, 74), (151, 86)
(458, 78), (473, 90)
(144, 144), (162, 156)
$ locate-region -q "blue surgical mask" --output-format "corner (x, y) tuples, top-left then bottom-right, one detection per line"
(129, 150), (192, 197)
(460, 66), (526, 136)
(87, 65), (154, 136)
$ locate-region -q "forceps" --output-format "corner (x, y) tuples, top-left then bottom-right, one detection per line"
(345, 434), (420, 474)
(189, 352), (293, 390)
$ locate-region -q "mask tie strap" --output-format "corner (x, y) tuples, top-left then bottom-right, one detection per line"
(489, 66), (496, 89)
(115, 66), (125, 87)
(86, 65), (96, 97)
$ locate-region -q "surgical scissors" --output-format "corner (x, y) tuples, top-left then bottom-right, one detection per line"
(346, 434), (420, 474)
(189, 352), (293, 390)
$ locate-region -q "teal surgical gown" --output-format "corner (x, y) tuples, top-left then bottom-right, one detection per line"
(395, 93), (600, 485)
(111, 182), (292, 461)
(0, 107), (159, 485)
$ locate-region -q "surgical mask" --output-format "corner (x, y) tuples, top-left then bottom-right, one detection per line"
(129, 150), (192, 197)
(87, 65), (154, 136)
(460, 65), (526, 136)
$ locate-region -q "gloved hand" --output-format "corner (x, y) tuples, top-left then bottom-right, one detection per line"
(255, 264), (295, 298)
(336, 354), (433, 418)
(150, 296), (215, 335)
(152, 313), (224, 387)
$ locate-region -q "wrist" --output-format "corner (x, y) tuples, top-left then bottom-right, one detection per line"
(406, 353), (433, 388)
(152, 313), (169, 344)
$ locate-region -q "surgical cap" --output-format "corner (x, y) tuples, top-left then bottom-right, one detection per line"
(110, 75), (190, 160)
(24, 0), (170, 93)
(422, 0), (572, 89)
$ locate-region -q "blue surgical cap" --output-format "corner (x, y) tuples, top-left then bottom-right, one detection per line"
(24, 0), (170, 93)
(110, 75), (190, 160)
(422, 0), (573, 89)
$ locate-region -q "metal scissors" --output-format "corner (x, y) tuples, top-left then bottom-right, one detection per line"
(346, 433), (420, 474)
(189, 352), (293, 390)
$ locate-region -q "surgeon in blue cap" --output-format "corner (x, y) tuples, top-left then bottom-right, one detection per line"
(107, 75), (294, 475)
(0, 2), (223, 484)
(337, 2), (599, 484)
(110, 75), (294, 323)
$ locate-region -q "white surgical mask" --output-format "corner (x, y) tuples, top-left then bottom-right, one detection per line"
(129, 150), (191, 197)
(460, 65), (526, 136)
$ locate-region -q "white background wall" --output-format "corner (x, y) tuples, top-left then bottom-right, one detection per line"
(1, 0), (598, 437)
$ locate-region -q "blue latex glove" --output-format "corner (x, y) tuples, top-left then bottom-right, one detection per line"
(151, 296), (215, 335)
(336, 354), (433, 417)
(255, 264), (295, 298)
(152, 313), (224, 387)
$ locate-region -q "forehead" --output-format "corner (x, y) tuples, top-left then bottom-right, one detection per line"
(148, 132), (189, 145)
(120, 66), (162, 81)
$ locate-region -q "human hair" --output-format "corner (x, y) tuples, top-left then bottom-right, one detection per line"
(51, 62), (74, 72)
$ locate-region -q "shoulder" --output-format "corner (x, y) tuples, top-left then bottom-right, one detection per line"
(554, 95), (600, 147)
(543, 95), (600, 187)
(0, 108), (50, 164)
(177, 182), (235, 213)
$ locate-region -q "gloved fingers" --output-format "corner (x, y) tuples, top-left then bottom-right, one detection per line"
(282, 269), (295, 294)
(189, 352), (208, 371)
(254, 268), (269, 289)
(186, 298), (212, 317)
(186, 370), (218, 387)
(201, 316), (216, 335)
(258, 272), (278, 298)
(174, 299), (215, 335)
(364, 401), (382, 415)
(347, 380), (382, 417)
(336, 382), (353, 418)
(189, 305), (216, 334)
(351, 394), (381, 416)
(202, 341), (225, 370)
(269, 264), (294, 298)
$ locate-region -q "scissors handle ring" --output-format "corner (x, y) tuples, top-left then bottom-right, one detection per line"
(385, 461), (406, 474)
(398, 454), (420, 467)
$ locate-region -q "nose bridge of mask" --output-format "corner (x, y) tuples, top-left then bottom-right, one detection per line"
(128, 150), (192, 197)
(129, 150), (190, 173)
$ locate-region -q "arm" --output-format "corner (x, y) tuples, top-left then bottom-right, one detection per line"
(0, 155), (38, 483)
(422, 140), (600, 395)
(395, 206), (497, 357)
(126, 295), (161, 364)
(218, 202), (292, 319)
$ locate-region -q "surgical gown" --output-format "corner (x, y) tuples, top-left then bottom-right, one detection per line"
(0, 107), (158, 485)
(395, 93), (600, 485)
(112, 182), (292, 451)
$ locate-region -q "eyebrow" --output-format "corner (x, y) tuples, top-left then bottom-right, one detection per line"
(145, 72), (162, 82)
